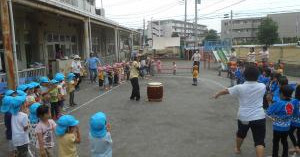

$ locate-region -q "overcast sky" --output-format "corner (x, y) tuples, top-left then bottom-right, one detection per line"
(96, 0), (300, 32)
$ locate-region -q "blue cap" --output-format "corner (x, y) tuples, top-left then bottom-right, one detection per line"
(17, 84), (28, 91)
(54, 73), (65, 82)
(10, 95), (26, 115)
(26, 83), (35, 89)
(50, 79), (59, 84)
(55, 115), (79, 136)
(39, 76), (50, 84)
(90, 112), (107, 138)
(16, 90), (27, 96)
(1, 96), (13, 113)
(4, 90), (15, 96)
(30, 82), (40, 88)
(29, 103), (41, 124)
(67, 73), (76, 81)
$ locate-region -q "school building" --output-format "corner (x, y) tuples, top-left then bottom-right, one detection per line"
(0, 0), (140, 86)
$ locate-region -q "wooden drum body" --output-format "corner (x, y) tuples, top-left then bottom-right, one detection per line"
(147, 82), (163, 102)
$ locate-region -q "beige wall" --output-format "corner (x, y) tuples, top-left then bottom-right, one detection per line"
(235, 46), (300, 64)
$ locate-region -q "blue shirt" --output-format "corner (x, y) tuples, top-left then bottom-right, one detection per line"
(270, 82), (278, 93)
(87, 57), (101, 70)
(258, 75), (270, 85)
(291, 99), (300, 127)
(267, 99), (294, 131)
(90, 133), (112, 157)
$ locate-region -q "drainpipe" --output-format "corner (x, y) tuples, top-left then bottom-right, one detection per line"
(8, 0), (19, 85)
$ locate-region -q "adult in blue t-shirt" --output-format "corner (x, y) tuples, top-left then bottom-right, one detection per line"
(86, 53), (102, 83)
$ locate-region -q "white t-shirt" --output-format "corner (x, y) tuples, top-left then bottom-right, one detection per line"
(260, 50), (269, 59)
(12, 112), (30, 147)
(192, 53), (201, 62)
(71, 61), (82, 74)
(228, 81), (266, 121)
(247, 52), (256, 62)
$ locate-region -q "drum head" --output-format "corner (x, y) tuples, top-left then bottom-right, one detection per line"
(148, 82), (162, 86)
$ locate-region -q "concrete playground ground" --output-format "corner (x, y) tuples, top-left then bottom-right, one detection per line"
(0, 60), (299, 157)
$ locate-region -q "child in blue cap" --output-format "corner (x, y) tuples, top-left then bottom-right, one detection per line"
(39, 76), (52, 107)
(2, 90), (17, 157)
(26, 83), (36, 107)
(89, 112), (112, 157)
(49, 79), (60, 119)
(267, 85), (294, 157)
(67, 73), (78, 107)
(35, 105), (56, 157)
(28, 103), (41, 157)
(289, 85), (300, 153)
(56, 115), (81, 157)
(54, 73), (66, 116)
(9, 95), (30, 157)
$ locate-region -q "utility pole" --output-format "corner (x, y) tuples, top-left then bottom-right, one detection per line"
(8, 0), (19, 86)
(151, 17), (153, 48)
(184, 0), (187, 50)
(142, 18), (145, 49)
(0, 0), (16, 89)
(230, 10), (233, 46)
(194, 0), (200, 51)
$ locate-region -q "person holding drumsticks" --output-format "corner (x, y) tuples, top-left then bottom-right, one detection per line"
(130, 57), (141, 101)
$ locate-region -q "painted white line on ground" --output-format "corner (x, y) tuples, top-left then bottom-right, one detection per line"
(67, 84), (123, 114)
(156, 75), (227, 88)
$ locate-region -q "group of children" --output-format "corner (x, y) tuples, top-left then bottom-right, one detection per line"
(97, 62), (130, 90)
(1, 73), (112, 157)
(232, 63), (300, 157)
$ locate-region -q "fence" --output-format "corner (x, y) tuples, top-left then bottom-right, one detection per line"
(0, 67), (46, 93)
(151, 65), (193, 75)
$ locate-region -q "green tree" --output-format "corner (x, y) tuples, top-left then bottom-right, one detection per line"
(257, 18), (279, 46)
(204, 29), (219, 41)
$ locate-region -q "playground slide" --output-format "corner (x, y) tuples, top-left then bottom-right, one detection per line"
(222, 50), (231, 61)
(212, 51), (227, 70)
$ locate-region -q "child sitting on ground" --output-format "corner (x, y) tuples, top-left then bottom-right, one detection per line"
(192, 65), (199, 86)
(56, 115), (81, 157)
(266, 85), (294, 157)
(90, 112), (112, 157)
(35, 105), (56, 157)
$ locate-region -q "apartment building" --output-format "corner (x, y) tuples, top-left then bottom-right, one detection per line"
(147, 19), (207, 47)
(221, 17), (263, 45)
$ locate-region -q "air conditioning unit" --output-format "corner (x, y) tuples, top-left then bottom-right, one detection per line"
(95, 8), (105, 17)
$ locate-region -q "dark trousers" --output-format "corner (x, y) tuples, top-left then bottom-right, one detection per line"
(237, 119), (266, 147)
(130, 77), (140, 100)
(74, 73), (81, 89)
(17, 144), (28, 157)
(289, 126), (300, 147)
(272, 130), (289, 157)
(50, 102), (59, 118)
(89, 69), (97, 83)
(193, 78), (197, 85)
(69, 91), (75, 106)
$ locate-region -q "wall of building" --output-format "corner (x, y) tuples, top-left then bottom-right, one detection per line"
(268, 13), (300, 39)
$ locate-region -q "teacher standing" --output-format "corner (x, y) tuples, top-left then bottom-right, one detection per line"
(130, 57), (140, 101)
(191, 51), (201, 72)
(71, 55), (82, 90)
